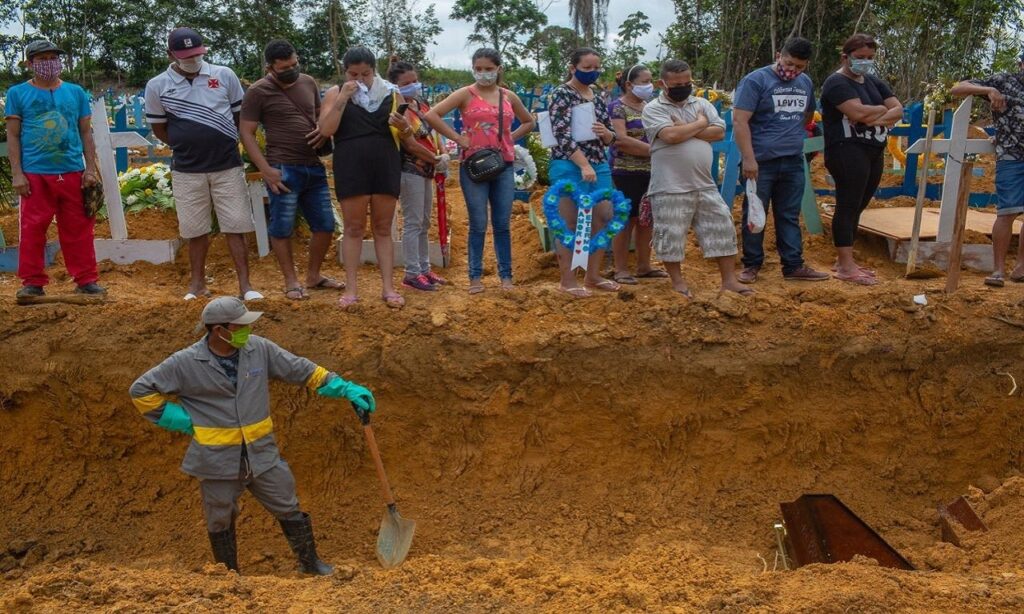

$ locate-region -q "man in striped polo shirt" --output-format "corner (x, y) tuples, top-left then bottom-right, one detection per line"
(145, 27), (263, 301)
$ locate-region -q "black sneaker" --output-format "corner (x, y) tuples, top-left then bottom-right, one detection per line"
(16, 285), (44, 299)
(75, 282), (107, 295)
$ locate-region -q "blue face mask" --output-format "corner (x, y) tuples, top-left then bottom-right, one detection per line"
(398, 82), (421, 98)
(849, 58), (876, 76)
(574, 69), (601, 86)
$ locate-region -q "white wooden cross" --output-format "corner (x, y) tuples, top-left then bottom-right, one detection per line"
(91, 99), (270, 263)
(906, 97), (995, 241)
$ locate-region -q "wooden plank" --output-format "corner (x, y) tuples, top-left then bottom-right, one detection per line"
(821, 207), (1020, 242)
(937, 99), (994, 241)
(91, 100), (129, 241)
(946, 161), (974, 294)
(907, 108), (937, 275)
(94, 238), (182, 265)
(246, 181), (270, 258)
(893, 242), (993, 272)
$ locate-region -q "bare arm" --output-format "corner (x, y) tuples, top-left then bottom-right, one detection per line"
(318, 81), (359, 138)
(657, 113), (710, 145)
(836, 98), (888, 124)
(424, 88), (470, 147)
(611, 118), (650, 157)
(7, 117), (29, 195)
(151, 123), (169, 144)
(696, 125), (725, 143)
(239, 118), (289, 194)
(508, 92), (536, 142)
(870, 97), (903, 127)
(951, 79), (1007, 113)
(732, 109), (758, 180)
(78, 116), (99, 186)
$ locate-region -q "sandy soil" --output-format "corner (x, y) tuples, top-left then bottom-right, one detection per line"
(1, 166), (1023, 612)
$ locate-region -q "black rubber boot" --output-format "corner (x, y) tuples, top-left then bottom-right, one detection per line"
(279, 512), (334, 576)
(208, 524), (239, 572)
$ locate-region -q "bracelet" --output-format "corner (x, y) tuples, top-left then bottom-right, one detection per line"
(608, 132), (617, 145)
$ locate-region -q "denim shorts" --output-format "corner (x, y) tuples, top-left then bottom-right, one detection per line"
(548, 159), (614, 192)
(995, 159), (1024, 216)
(267, 164), (336, 238)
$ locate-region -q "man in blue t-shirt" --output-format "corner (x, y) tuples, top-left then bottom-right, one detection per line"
(733, 37), (828, 283)
(4, 39), (106, 300)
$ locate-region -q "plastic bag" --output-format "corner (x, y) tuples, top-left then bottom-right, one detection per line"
(745, 179), (766, 233)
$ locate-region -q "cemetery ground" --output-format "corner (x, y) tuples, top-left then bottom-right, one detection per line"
(1, 169), (1024, 612)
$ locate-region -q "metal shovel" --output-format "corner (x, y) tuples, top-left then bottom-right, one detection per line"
(354, 405), (415, 568)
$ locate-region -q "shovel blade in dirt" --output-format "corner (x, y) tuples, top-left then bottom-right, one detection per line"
(376, 503), (416, 568)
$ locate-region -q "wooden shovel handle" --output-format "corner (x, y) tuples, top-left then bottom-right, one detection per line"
(354, 405), (396, 507)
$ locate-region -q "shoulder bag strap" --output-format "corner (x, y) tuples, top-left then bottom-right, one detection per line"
(273, 78), (318, 130)
(497, 87), (505, 148)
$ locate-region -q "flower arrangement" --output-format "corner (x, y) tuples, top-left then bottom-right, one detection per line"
(240, 127), (267, 174)
(118, 163), (174, 215)
(513, 144), (538, 190)
(541, 180), (632, 251)
(922, 80), (954, 112)
(696, 87), (733, 109)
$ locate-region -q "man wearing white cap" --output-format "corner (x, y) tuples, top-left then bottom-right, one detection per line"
(144, 27), (263, 301)
(129, 296), (375, 575)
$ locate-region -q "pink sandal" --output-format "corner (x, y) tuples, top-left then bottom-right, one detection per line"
(834, 271), (878, 286)
(382, 292), (405, 308)
(338, 295), (359, 308)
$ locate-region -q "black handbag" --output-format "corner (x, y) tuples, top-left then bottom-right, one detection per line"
(464, 87), (507, 183)
(276, 78), (334, 158)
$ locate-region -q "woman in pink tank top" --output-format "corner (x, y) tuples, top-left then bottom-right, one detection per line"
(425, 48), (535, 295)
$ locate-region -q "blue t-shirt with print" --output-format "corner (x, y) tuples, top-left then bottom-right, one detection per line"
(4, 80), (92, 174)
(734, 65), (814, 161)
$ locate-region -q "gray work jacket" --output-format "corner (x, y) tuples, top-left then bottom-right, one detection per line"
(129, 335), (331, 480)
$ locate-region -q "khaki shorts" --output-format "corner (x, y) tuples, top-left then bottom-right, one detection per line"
(651, 189), (737, 263)
(172, 167), (254, 239)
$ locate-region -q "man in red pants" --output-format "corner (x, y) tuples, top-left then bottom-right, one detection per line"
(4, 39), (105, 300)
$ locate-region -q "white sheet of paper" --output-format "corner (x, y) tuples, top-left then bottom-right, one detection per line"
(571, 102), (597, 142)
(537, 111), (557, 148)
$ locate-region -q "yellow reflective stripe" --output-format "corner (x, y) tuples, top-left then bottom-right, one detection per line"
(306, 366), (329, 390)
(193, 416), (273, 446)
(132, 392), (168, 414)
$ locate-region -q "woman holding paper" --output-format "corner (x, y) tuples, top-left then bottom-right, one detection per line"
(548, 47), (621, 297)
(423, 48), (535, 295)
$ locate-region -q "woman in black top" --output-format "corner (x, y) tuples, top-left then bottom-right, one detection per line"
(319, 47), (418, 308)
(821, 33), (902, 286)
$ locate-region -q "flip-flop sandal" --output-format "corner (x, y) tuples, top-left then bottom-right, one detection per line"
(985, 273), (1006, 287)
(183, 289), (212, 301)
(241, 290), (265, 301)
(831, 264), (876, 275)
(284, 287), (309, 300)
(500, 279), (515, 291)
(307, 277), (345, 290)
(674, 288), (694, 299)
(636, 269), (670, 279)
(468, 284), (485, 295)
(613, 273), (639, 285)
(722, 287), (755, 297)
(338, 295), (359, 308)
(382, 292), (405, 308)
(1009, 273), (1024, 283)
(585, 279), (621, 292)
(560, 286), (591, 298)
(835, 272), (878, 286)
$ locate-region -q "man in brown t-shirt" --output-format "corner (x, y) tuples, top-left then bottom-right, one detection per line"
(241, 39), (343, 300)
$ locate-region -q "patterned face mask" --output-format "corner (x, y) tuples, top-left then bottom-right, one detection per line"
(32, 58), (62, 80)
(775, 62), (800, 82)
(849, 58), (876, 76)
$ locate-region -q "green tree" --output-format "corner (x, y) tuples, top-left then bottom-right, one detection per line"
(450, 0), (547, 64)
(351, 0), (442, 70)
(524, 25), (578, 81)
(611, 11), (650, 69)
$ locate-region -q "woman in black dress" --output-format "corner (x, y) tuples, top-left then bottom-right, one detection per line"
(319, 47), (415, 307)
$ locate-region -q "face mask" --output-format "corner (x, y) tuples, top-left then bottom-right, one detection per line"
(631, 83), (655, 100)
(666, 84), (693, 102)
(775, 62), (799, 82)
(32, 58), (62, 81)
(574, 69), (601, 86)
(849, 58), (876, 76)
(473, 71), (498, 86)
(176, 55), (204, 73)
(273, 67), (300, 84)
(399, 82), (421, 98)
(219, 325), (251, 349)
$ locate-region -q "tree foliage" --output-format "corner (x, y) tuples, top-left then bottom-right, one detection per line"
(450, 0), (548, 64)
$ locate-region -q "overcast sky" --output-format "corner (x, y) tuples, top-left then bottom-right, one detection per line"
(426, 0), (675, 68)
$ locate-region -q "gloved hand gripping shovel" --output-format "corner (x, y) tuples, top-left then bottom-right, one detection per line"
(353, 404), (415, 568)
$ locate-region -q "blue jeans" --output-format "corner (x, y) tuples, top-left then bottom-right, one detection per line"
(741, 155), (805, 274)
(460, 163), (514, 280)
(267, 164), (335, 238)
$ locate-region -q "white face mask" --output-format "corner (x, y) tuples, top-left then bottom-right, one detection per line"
(176, 55), (204, 73)
(631, 83), (655, 100)
(473, 70), (498, 86)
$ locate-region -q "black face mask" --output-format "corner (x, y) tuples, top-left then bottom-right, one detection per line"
(273, 67), (300, 84)
(666, 84), (692, 102)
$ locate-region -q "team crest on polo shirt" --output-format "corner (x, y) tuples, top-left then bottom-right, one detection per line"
(208, 78), (220, 89)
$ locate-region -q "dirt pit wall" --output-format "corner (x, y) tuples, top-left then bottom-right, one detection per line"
(1, 292), (1023, 611)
